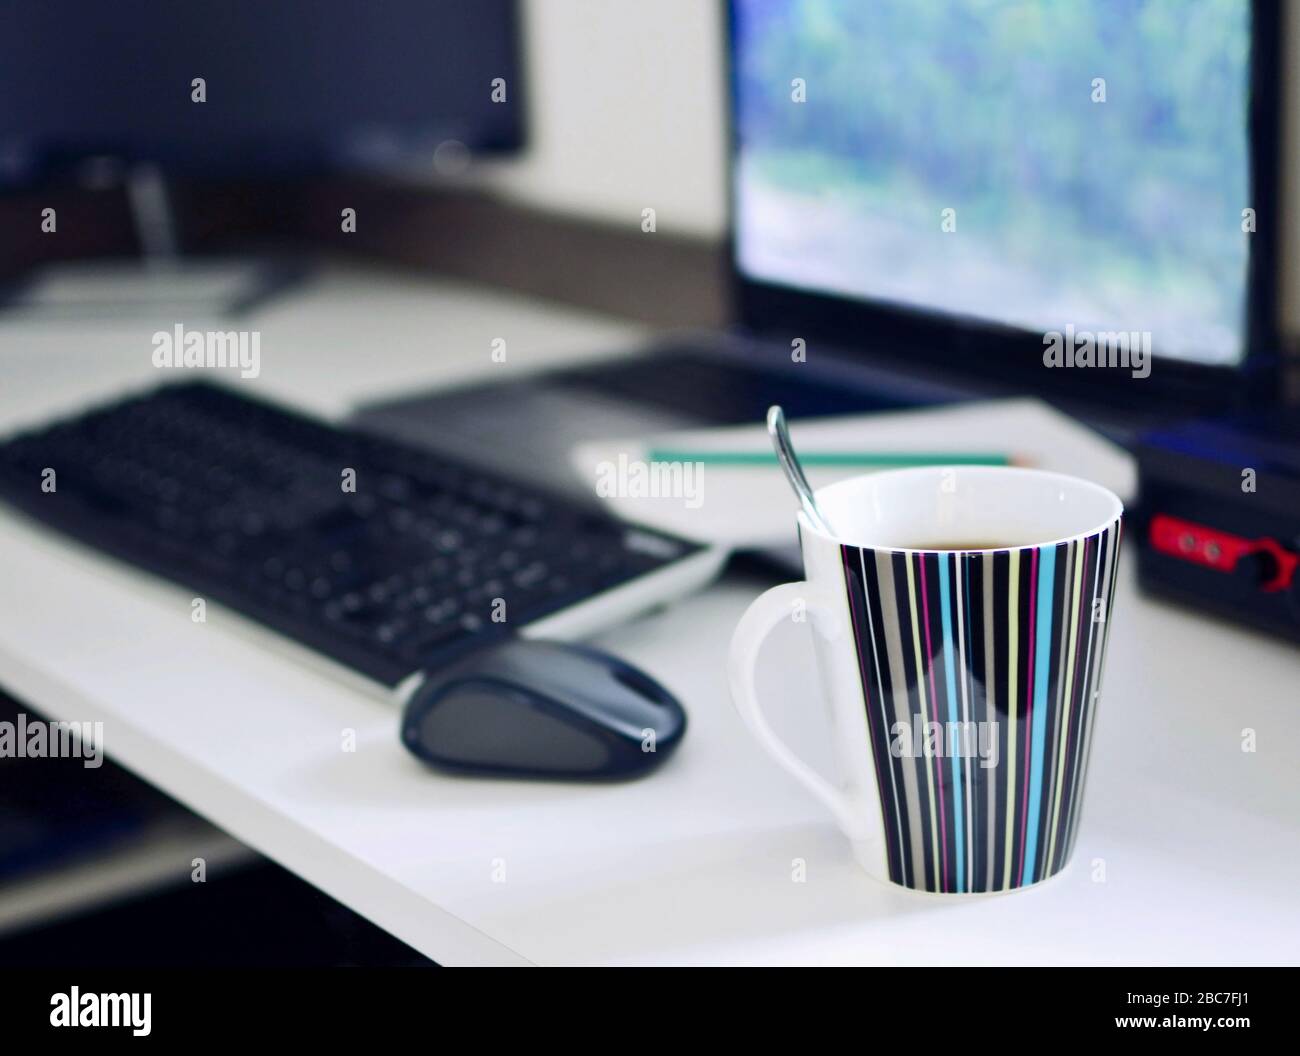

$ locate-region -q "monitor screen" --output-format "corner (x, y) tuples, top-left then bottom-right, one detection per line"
(733, 0), (1254, 366)
(0, 0), (523, 185)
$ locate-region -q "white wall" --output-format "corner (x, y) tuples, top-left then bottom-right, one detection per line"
(486, 0), (729, 239)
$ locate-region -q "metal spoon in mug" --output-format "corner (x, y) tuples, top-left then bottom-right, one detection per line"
(767, 405), (834, 536)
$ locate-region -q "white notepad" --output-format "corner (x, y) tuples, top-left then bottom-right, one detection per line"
(571, 398), (1137, 550)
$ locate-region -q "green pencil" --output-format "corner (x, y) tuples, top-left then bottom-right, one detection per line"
(645, 449), (1022, 468)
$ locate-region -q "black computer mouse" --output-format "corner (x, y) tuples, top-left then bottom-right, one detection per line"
(400, 639), (687, 780)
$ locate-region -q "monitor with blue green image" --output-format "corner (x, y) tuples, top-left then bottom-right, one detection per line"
(731, 0), (1269, 382)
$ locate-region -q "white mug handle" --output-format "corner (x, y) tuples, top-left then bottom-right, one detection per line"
(727, 581), (873, 841)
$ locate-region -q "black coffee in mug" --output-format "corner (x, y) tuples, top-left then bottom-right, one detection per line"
(908, 541), (1016, 551)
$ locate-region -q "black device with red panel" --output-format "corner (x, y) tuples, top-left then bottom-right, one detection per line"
(1134, 408), (1300, 643)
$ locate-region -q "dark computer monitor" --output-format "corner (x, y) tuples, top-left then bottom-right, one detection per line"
(0, 0), (524, 310)
(729, 0), (1281, 411)
(0, 0), (524, 187)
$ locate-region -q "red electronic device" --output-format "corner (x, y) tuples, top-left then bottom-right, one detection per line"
(1148, 513), (1298, 592)
(1135, 411), (1300, 644)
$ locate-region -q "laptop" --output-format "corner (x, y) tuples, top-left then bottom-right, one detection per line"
(356, 0), (1281, 499)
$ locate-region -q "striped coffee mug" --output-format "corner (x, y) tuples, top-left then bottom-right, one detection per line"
(728, 466), (1123, 894)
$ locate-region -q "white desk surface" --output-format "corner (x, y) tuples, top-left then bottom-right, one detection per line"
(1, 266), (1297, 966)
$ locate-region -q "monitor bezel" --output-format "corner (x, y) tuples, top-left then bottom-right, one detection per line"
(726, 0), (1283, 416)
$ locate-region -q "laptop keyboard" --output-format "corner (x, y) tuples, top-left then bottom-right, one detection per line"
(0, 383), (699, 687)
(552, 347), (912, 423)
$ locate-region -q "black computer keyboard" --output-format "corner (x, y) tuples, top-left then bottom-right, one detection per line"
(0, 383), (699, 687)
